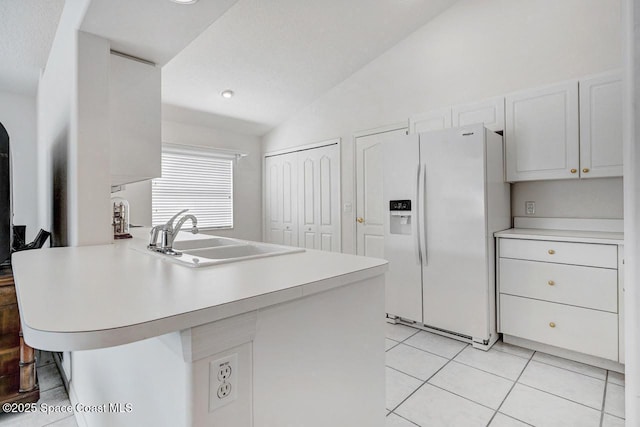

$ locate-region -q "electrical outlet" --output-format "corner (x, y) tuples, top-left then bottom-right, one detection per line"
(525, 201), (535, 216)
(209, 353), (238, 411)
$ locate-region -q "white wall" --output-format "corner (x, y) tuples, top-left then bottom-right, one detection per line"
(623, 0), (638, 422)
(0, 92), (38, 241)
(37, 0), (93, 247)
(115, 118), (263, 241)
(511, 178), (624, 219)
(262, 0), (623, 253)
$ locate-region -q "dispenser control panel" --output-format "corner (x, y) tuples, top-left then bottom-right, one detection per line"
(390, 200), (411, 211)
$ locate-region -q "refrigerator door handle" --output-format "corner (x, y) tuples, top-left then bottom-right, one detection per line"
(415, 163), (422, 265)
(419, 163), (427, 265)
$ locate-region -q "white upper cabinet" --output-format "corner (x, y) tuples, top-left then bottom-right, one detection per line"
(505, 81), (580, 182)
(109, 53), (161, 186)
(409, 107), (452, 134)
(579, 71), (623, 178)
(452, 97), (505, 132)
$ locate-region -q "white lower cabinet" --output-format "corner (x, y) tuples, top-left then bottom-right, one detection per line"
(500, 294), (618, 361)
(497, 232), (623, 365)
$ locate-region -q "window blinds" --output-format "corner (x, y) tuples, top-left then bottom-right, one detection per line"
(152, 146), (234, 229)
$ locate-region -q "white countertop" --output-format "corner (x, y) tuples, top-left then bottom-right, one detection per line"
(495, 228), (624, 245)
(12, 231), (387, 351)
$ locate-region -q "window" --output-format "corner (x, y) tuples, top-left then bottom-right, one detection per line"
(152, 144), (233, 229)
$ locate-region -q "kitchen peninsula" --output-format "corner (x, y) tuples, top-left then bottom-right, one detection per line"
(11, 230), (387, 427)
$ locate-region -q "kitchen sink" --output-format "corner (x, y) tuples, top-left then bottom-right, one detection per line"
(184, 244), (286, 259)
(135, 236), (304, 267)
(172, 237), (239, 251)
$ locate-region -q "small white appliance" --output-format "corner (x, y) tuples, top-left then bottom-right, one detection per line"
(383, 123), (510, 348)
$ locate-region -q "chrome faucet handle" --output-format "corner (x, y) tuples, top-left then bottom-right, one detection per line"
(148, 225), (161, 247)
(164, 209), (189, 230)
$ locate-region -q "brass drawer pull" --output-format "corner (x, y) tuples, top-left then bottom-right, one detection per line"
(548, 280), (555, 286)
(570, 168), (577, 174)
(549, 322), (556, 328)
(583, 168), (590, 173)
(548, 249), (555, 255)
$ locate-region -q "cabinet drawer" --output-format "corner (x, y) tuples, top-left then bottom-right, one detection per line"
(499, 258), (618, 312)
(500, 294), (618, 361)
(499, 238), (617, 268)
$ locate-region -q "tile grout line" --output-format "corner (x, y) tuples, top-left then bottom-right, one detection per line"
(388, 343), (470, 416)
(485, 348), (536, 426)
(389, 412), (421, 427)
(386, 365), (427, 383)
(450, 358), (524, 382)
(399, 340), (468, 361)
(516, 382), (606, 413)
(600, 370), (609, 427)
(530, 357), (607, 381)
(42, 414), (76, 427)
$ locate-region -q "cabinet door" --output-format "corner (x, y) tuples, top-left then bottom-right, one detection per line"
(298, 144), (341, 252)
(505, 81), (579, 182)
(579, 71), (623, 178)
(452, 97), (505, 132)
(264, 153), (298, 246)
(409, 107), (452, 134)
(110, 53), (161, 185)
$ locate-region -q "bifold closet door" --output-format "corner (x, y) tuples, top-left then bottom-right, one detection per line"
(264, 153), (298, 246)
(298, 144), (341, 252)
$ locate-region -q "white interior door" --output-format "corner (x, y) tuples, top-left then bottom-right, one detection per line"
(355, 128), (407, 257)
(264, 153), (298, 246)
(298, 144), (341, 252)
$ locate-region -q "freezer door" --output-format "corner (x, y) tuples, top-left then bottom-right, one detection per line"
(419, 124), (490, 340)
(383, 133), (423, 322)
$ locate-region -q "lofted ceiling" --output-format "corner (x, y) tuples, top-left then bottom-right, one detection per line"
(162, 0), (460, 135)
(0, 0), (65, 95)
(0, 0), (460, 135)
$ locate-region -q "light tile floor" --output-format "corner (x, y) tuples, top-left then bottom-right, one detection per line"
(0, 327), (627, 427)
(386, 323), (626, 427)
(0, 351), (77, 427)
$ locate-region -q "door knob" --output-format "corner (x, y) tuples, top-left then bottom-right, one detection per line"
(549, 322), (556, 328)
(548, 280), (555, 286)
(356, 217), (364, 223)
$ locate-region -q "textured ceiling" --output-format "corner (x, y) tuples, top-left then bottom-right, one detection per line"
(0, 0), (65, 95)
(80, 0), (239, 65)
(162, 0), (459, 135)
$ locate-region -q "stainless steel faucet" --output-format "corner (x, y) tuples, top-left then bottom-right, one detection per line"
(148, 209), (199, 255)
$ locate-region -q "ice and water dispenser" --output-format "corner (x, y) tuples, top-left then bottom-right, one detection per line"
(389, 200), (412, 235)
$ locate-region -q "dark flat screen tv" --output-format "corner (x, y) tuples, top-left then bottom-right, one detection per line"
(0, 123), (10, 264)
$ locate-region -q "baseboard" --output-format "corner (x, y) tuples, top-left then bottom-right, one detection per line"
(503, 334), (625, 373)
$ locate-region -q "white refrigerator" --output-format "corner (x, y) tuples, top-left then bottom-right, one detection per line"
(383, 123), (510, 348)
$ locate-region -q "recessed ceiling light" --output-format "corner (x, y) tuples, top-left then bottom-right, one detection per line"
(221, 90), (234, 99)
(170, 0), (198, 4)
